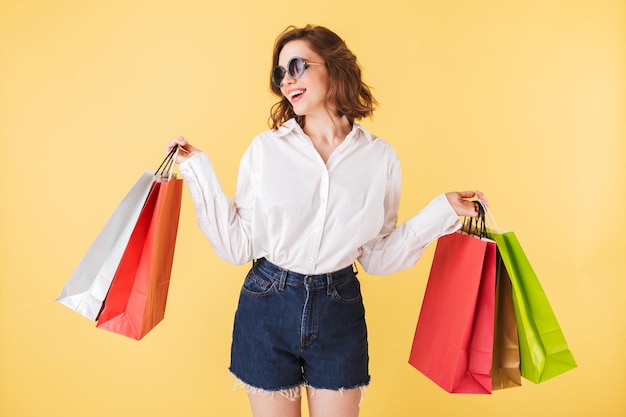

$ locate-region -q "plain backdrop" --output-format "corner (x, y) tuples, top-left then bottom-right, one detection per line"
(1, 1), (624, 416)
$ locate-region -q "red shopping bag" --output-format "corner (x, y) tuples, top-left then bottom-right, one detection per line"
(409, 231), (496, 394)
(96, 176), (183, 340)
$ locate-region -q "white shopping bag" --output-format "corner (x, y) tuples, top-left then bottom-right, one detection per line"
(56, 172), (155, 320)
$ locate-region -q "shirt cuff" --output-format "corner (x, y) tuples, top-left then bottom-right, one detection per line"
(178, 152), (224, 199)
(406, 193), (462, 245)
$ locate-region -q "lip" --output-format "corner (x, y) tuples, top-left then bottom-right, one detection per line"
(286, 88), (306, 103)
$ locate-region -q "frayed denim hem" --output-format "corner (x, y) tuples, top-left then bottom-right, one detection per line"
(231, 375), (303, 401)
(231, 372), (369, 406)
(306, 383), (369, 407)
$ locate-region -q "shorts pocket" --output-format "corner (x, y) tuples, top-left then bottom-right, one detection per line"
(331, 276), (362, 304)
(241, 270), (277, 297)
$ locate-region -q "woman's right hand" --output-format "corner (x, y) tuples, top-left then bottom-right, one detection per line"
(166, 136), (201, 164)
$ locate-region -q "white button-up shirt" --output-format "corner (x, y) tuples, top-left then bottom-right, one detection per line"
(179, 119), (461, 275)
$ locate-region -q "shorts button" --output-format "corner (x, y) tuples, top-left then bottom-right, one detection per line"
(305, 277), (312, 284)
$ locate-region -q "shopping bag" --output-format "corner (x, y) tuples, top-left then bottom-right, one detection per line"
(490, 253), (522, 390)
(409, 230), (497, 394)
(56, 146), (180, 321)
(96, 174), (183, 340)
(489, 230), (577, 383)
(56, 172), (155, 320)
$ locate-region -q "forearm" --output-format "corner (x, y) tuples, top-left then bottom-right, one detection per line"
(179, 153), (253, 265)
(358, 194), (461, 275)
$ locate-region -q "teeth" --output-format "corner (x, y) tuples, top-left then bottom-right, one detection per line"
(289, 89), (305, 98)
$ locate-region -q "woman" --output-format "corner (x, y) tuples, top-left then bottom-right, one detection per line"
(166, 25), (486, 417)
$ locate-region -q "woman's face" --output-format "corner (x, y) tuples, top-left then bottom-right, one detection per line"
(277, 39), (329, 117)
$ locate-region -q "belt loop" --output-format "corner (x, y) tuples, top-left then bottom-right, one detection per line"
(352, 262), (359, 276)
(278, 268), (288, 291)
(326, 272), (334, 295)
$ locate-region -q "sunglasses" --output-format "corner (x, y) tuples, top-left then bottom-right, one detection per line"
(272, 56), (324, 88)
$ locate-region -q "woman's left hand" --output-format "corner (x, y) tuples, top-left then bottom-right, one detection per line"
(445, 190), (488, 217)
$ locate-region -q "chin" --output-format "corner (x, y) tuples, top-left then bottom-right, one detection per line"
(291, 107), (307, 117)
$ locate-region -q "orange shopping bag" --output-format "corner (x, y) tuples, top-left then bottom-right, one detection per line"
(96, 172), (183, 340)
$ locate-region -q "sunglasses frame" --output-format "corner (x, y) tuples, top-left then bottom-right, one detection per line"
(272, 56), (324, 88)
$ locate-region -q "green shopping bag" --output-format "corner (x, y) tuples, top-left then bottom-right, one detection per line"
(488, 229), (577, 383)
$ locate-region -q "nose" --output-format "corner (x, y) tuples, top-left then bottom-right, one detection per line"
(280, 73), (296, 88)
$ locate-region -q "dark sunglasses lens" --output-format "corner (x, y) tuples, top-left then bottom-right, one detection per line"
(272, 66), (286, 87)
(288, 57), (306, 79)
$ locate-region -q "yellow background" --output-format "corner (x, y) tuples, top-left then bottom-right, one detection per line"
(1, 0), (624, 416)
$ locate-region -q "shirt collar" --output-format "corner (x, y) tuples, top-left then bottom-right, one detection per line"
(274, 118), (300, 138)
(275, 118), (374, 143)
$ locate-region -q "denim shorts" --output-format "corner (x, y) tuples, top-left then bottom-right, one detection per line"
(229, 258), (370, 392)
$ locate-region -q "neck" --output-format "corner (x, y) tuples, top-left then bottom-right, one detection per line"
(301, 113), (352, 164)
(302, 113), (352, 146)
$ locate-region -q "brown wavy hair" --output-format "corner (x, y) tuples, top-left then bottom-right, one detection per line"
(269, 25), (377, 129)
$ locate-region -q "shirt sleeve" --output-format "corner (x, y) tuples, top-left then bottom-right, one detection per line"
(357, 158), (461, 275)
(178, 151), (254, 265)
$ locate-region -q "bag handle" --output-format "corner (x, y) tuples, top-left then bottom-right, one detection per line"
(165, 146), (180, 181)
(154, 146), (180, 181)
(461, 200), (488, 238)
(476, 199), (501, 234)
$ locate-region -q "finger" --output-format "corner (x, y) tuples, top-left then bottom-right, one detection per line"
(473, 201), (481, 216)
(475, 190), (488, 207)
(166, 137), (188, 154)
(456, 191), (477, 199)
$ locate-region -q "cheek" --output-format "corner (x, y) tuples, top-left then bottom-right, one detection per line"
(310, 75), (330, 98)
(318, 78), (332, 101)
